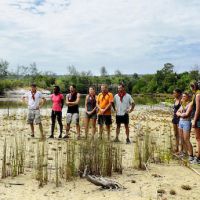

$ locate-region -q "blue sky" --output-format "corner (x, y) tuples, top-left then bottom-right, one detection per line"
(0, 0), (200, 75)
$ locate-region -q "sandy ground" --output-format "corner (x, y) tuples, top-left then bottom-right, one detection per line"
(0, 105), (200, 200)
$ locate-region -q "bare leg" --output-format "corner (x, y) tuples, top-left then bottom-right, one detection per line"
(183, 132), (193, 156)
(65, 124), (70, 136)
(76, 124), (81, 139)
(62, 123), (70, 139)
(178, 128), (183, 153)
(91, 118), (96, 139)
(125, 124), (130, 139)
(106, 125), (110, 141)
(115, 124), (121, 141)
(30, 123), (34, 136)
(39, 123), (45, 139)
(84, 117), (90, 139)
(195, 128), (200, 158)
(99, 125), (103, 139)
(173, 124), (179, 152)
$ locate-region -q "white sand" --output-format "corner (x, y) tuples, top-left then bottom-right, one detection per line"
(0, 106), (200, 200)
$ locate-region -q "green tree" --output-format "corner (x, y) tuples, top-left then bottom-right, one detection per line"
(100, 66), (108, 76)
(0, 59), (9, 78)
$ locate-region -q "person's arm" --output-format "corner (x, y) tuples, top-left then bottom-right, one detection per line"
(112, 96), (116, 112)
(22, 95), (27, 103)
(60, 99), (64, 109)
(176, 106), (183, 117)
(101, 103), (112, 114)
(66, 93), (81, 106)
(21, 92), (28, 104)
(41, 97), (46, 105)
(127, 96), (135, 113)
(101, 94), (113, 114)
(128, 102), (135, 113)
(96, 94), (104, 114)
(181, 103), (193, 118)
(193, 94), (200, 127)
(96, 95), (100, 109)
(38, 94), (46, 108)
(66, 94), (69, 105)
(85, 95), (89, 113)
(89, 95), (98, 114)
(66, 94), (75, 106)
(61, 95), (64, 109)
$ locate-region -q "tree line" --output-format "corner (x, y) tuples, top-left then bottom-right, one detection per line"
(0, 59), (199, 95)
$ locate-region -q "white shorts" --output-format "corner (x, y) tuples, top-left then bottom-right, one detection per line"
(27, 109), (41, 124)
(66, 113), (79, 125)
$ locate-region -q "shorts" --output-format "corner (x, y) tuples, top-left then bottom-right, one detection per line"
(85, 112), (97, 119)
(172, 117), (180, 125)
(98, 115), (112, 126)
(27, 109), (41, 124)
(179, 120), (192, 132)
(116, 114), (129, 125)
(66, 113), (79, 125)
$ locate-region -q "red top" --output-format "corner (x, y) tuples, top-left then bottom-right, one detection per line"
(50, 93), (64, 111)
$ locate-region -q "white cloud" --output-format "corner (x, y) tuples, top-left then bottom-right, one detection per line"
(0, 0), (200, 74)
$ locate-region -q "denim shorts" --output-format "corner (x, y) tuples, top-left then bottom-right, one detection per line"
(179, 119), (191, 132)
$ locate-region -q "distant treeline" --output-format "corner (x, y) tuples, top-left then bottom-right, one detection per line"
(0, 59), (199, 95)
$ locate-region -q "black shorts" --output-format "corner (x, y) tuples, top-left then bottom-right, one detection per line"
(98, 115), (112, 126)
(116, 114), (129, 125)
(85, 112), (97, 119)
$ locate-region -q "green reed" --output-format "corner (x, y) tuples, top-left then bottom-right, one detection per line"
(1, 135), (26, 179)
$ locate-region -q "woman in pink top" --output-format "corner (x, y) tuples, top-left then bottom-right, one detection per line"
(49, 86), (64, 138)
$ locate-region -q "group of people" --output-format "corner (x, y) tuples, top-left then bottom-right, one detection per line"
(22, 80), (200, 163)
(22, 83), (135, 144)
(172, 81), (200, 164)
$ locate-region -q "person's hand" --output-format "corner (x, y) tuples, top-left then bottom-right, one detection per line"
(87, 111), (92, 115)
(127, 108), (133, 113)
(181, 113), (186, 118)
(22, 98), (27, 104)
(101, 109), (106, 114)
(192, 121), (197, 128)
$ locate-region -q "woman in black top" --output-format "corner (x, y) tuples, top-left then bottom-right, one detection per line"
(84, 87), (97, 139)
(172, 88), (182, 153)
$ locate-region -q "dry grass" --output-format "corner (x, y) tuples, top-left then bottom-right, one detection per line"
(1, 134), (123, 187)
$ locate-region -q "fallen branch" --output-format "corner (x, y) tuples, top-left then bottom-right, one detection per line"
(82, 165), (125, 190)
(173, 154), (200, 177)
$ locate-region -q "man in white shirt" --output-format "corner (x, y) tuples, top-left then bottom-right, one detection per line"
(113, 83), (135, 144)
(22, 83), (46, 138)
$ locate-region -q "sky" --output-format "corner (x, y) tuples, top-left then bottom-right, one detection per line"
(0, 0), (200, 75)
